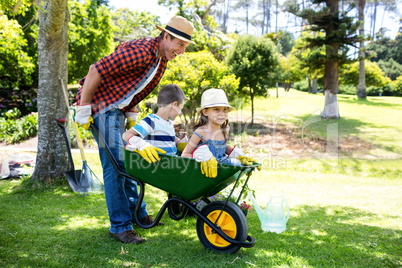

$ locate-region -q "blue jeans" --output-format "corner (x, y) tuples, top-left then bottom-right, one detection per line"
(91, 109), (148, 234)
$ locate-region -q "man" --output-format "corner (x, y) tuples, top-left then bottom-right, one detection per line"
(74, 16), (195, 244)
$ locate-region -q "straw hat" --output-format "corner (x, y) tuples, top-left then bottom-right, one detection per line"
(196, 89), (234, 112)
(156, 16), (196, 45)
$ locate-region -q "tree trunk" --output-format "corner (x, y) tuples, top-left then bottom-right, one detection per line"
(321, 56), (340, 118)
(312, 79), (317, 94)
(308, 78), (311, 93)
(321, 89), (340, 119)
(246, 4), (249, 34)
(357, 0), (366, 99)
(322, 0), (340, 119)
(267, 0), (271, 33)
(222, 0), (230, 33)
(372, 0), (377, 38)
(250, 87), (254, 125)
(32, 0), (70, 181)
(275, 0), (278, 33)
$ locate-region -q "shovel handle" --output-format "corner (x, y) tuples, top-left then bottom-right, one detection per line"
(60, 78), (86, 162)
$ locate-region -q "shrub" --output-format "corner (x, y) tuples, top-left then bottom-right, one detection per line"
(0, 110), (38, 144)
(293, 80), (309, 92)
(367, 85), (395, 96)
(338, 84), (356, 95)
(393, 76), (402, 96)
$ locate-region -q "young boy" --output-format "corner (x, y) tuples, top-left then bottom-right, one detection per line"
(122, 84), (187, 163)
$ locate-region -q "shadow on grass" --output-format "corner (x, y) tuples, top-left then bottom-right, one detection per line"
(338, 96), (402, 108)
(296, 113), (379, 136)
(245, 205), (401, 267)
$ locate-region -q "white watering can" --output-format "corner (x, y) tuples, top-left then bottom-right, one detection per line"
(248, 192), (290, 233)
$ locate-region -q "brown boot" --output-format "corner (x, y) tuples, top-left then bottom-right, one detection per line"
(141, 215), (164, 226)
(109, 230), (146, 244)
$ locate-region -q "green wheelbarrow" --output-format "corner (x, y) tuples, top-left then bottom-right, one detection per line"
(91, 124), (259, 253)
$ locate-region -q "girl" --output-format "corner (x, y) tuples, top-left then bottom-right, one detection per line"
(182, 88), (258, 178)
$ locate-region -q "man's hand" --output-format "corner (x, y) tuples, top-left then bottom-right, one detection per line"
(125, 112), (139, 130)
(228, 146), (261, 171)
(75, 104), (93, 130)
(192, 145), (218, 178)
(125, 135), (166, 163)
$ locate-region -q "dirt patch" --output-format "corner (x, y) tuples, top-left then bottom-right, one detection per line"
(178, 120), (377, 159)
(0, 120), (384, 164)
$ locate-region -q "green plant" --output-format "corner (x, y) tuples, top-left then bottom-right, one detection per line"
(0, 14), (35, 89)
(393, 75), (402, 96)
(0, 110), (38, 144)
(293, 80), (309, 92)
(159, 50), (239, 128)
(226, 34), (280, 123)
(68, 124), (94, 148)
(338, 84), (356, 95)
(3, 108), (21, 120)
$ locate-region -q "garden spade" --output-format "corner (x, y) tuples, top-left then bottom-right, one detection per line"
(59, 78), (103, 195)
(57, 118), (81, 192)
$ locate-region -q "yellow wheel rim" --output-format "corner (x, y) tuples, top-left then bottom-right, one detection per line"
(204, 210), (237, 247)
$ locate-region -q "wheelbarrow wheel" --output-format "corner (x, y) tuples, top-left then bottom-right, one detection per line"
(196, 201), (248, 253)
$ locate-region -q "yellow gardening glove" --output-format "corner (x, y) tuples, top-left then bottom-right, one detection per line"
(125, 112), (139, 130)
(80, 116), (93, 130)
(192, 144), (218, 178)
(237, 155), (261, 170)
(237, 155), (256, 166)
(134, 146), (166, 163)
(200, 157), (218, 178)
(126, 117), (136, 129)
(125, 136), (166, 163)
(229, 146), (261, 171)
(176, 135), (188, 152)
(75, 104), (94, 130)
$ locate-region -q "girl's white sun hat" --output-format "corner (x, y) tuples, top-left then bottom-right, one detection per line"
(196, 88), (234, 112)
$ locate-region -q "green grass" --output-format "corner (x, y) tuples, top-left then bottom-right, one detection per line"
(1, 157), (401, 267)
(1, 89), (401, 267)
(237, 88), (402, 155)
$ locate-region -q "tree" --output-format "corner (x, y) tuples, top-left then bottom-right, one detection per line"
(68, 0), (115, 83)
(377, 58), (402, 81)
(366, 34), (402, 79)
(291, 30), (326, 93)
(110, 9), (160, 42)
(287, 0), (363, 118)
(159, 51), (239, 128)
(32, 0), (70, 181)
(0, 13), (35, 89)
(278, 54), (299, 91)
(278, 30), (295, 56)
(392, 75), (402, 96)
(233, 0), (254, 34)
(157, 0), (230, 61)
(340, 60), (391, 89)
(226, 34), (279, 124)
(357, 0), (366, 99)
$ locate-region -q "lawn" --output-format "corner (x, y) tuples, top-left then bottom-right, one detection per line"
(0, 159), (401, 267)
(236, 88), (402, 156)
(1, 89), (401, 267)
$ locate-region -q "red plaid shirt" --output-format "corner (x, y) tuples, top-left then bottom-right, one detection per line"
(76, 37), (168, 117)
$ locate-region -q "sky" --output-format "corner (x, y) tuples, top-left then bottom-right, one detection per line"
(108, 0), (401, 39)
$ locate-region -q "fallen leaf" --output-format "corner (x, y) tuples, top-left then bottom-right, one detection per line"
(120, 246), (128, 255)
